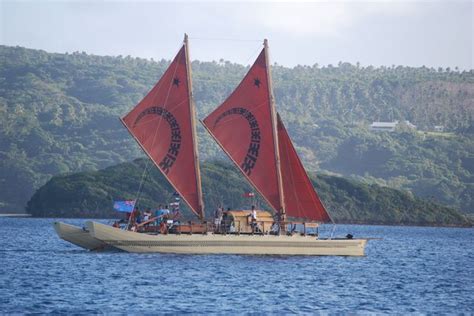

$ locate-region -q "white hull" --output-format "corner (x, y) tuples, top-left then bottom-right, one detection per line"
(86, 221), (367, 256)
(53, 222), (111, 251)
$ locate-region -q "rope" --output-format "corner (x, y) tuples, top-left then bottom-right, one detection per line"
(243, 44), (264, 66)
(189, 37), (261, 42)
(329, 223), (337, 240)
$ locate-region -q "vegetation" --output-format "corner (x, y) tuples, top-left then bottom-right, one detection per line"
(27, 159), (471, 227)
(1, 45), (473, 215)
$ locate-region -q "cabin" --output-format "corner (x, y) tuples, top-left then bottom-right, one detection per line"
(143, 209), (319, 235)
(171, 210), (275, 234)
(224, 210), (274, 234)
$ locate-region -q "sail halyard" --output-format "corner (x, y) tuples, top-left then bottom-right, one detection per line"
(121, 38), (203, 220)
(263, 39), (286, 222)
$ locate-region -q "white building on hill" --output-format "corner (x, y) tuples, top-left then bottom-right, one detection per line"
(369, 120), (416, 132)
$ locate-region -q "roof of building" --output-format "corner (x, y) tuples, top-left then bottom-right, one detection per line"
(370, 121), (399, 128)
(370, 120), (416, 129)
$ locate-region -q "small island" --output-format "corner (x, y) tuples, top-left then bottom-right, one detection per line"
(27, 159), (471, 227)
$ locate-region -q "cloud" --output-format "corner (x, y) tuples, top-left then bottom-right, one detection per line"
(250, 1), (418, 37)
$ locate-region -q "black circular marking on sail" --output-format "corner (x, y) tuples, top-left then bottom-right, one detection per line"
(213, 107), (260, 176)
(133, 106), (181, 174)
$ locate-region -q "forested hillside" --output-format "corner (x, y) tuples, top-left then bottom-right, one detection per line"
(1, 45), (473, 213)
(27, 159), (471, 227)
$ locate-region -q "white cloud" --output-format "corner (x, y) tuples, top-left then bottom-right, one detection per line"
(249, 1), (418, 37)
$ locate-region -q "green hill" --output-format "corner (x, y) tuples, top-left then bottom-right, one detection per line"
(26, 159), (471, 227)
(1, 45), (473, 214)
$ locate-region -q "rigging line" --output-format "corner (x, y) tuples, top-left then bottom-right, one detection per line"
(189, 36), (261, 42)
(244, 44), (264, 66)
(330, 223), (337, 240)
(192, 78), (242, 84)
(132, 43), (183, 208)
(134, 161), (149, 207)
(126, 159), (150, 230)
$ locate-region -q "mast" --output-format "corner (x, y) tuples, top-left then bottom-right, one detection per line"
(184, 33), (205, 221)
(264, 39), (286, 223)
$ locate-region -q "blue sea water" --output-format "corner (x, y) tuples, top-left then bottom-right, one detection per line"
(0, 218), (473, 314)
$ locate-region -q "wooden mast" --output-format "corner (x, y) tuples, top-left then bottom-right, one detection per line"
(184, 33), (205, 221)
(264, 39), (286, 224)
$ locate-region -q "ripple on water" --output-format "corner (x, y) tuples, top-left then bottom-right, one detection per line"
(0, 218), (473, 313)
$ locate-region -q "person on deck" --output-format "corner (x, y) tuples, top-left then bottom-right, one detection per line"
(214, 207), (223, 233)
(135, 209), (142, 225)
(143, 208), (152, 222)
(249, 205), (258, 233)
(159, 220), (168, 234)
(154, 204), (162, 217)
(128, 207), (139, 230)
(154, 204), (170, 225)
(251, 205), (257, 221)
(124, 212), (131, 224)
(154, 204), (163, 226)
(222, 208), (231, 233)
(171, 203), (181, 222)
(162, 205), (170, 220)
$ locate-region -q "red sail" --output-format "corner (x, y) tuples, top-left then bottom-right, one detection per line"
(121, 44), (203, 219)
(277, 114), (331, 222)
(202, 49), (282, 212)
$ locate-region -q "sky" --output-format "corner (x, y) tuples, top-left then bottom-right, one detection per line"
(1, 0), (472, 69)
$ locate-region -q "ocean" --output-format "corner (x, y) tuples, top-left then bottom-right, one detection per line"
(0, 218), (473, 314)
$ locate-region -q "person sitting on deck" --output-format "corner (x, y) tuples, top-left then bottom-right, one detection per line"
(154, 205), (170, 225)
(159, 220), (168, 234)
(171, 204), (181, 222)
(143, 208), (152, 222)
(162, 205), (170, 220)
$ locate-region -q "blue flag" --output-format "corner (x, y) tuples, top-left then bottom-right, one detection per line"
(113, 200), (136, 212)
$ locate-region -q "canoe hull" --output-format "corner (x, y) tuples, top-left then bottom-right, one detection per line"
(86, 221), (367, 256)
(53, 222), (110, 251)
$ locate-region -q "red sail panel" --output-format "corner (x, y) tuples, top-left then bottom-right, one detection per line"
(277, 114), (331, 222)
(202, 49), (282, 212)
(122, 45), (203, 218)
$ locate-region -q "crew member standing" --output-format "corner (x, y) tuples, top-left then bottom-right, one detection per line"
(214, 207), (223, 233)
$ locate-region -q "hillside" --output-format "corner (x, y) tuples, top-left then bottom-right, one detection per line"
(1, 45), (473, 213)
(26, 159), (471, 227)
